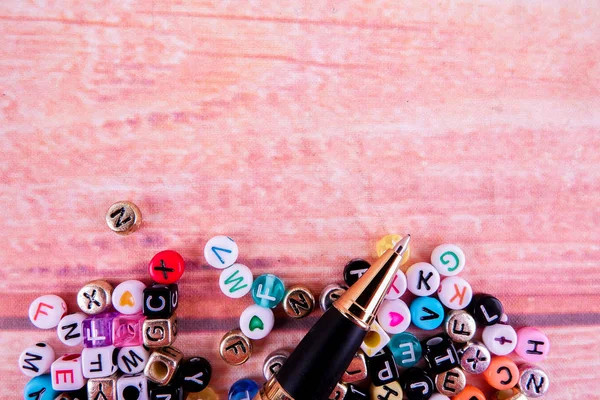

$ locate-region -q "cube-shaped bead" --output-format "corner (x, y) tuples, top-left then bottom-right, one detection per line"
(143, 314), (177, 348)
(422, 334), (459, 374)
(341, 351), (368, 384)
(83, 313), (117, 348)
(177, 357), (212, 393)
(329, 382), (348, 400)
(82, 346), (118, 378)
(87, 372), (118, 400)
(112, 314), (145, 348)
(117, 373), (149, 400)
(144, 346), (183, 386)
(228, 379), (260, 400)
(57, 313), (87, 347)
(19, 342), (55, 377)
(149, 385), (184, 400)
(117, 345), (150, 375)
(360, 321), (390, 357)
(367, 347), (399, 387)
(50, 354), (86, 391)
(399, 368), (434, 400)
(143, 284), (179, 318)
(251, 274), (285, 308)
(54, 389), (87, 400)
(388, 332), (422, 368)
(24, 374), (59, 400)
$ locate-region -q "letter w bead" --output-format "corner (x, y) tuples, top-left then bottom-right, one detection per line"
(224, 269), (248, 293)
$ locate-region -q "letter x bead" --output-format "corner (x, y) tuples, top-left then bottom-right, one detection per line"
(28, 294), (67, 329)
(458, 342), (491, 374)
(148, 250), (185, 284)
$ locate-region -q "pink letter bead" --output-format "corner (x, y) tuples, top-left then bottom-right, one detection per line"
(515, 327), (550, 362)
(112, 314), (145, 348)
(377, 299), (411, 334)
(406, 262), (440, 297)
(19, 342), (55, 377)
(82, 346), (118, 378)
(482, 324), (518, 356)
(51, 354), (86, 391)
(57, 313), (87, 347)
(83, 313), (117, 348)
(28, 294), (67, 329)
(112, 280), (146, 315)
(385, 270), (407, 300)
(437, 277), (473, 310)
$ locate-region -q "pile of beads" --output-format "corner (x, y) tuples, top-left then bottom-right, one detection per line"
(21, 249), (215, 400)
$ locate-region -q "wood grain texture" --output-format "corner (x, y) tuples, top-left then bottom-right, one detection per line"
(1, 1), (599, 398)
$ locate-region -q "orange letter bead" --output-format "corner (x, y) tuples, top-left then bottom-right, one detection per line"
(483, 356), (519, 390)
(452, 385), (485, 400)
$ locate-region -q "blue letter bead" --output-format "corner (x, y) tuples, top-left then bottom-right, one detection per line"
(409, 297), (445, 330)
(24, 374), (59, 400)
(228, 378), (260, 400)
(388, 332), (422, 368)
(251, 274), (285, 308)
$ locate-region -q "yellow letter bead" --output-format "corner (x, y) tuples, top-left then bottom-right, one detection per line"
(444, 310), (476, 344)
(435, 367), (466, 397)
(219, 329), (253, 366)
(282, 285), (315, 319)
(263, 349), (290, 380)
(376, 234), (411, 265)
(143, 314), (177, 348)
(341, 350), (368, 383)
(106, 201), (142, 235)
(144, 346), (183, 386)
(360, 321), (391, 357)
(186, 387), (219, 400)
(77, 280), (113, 315)
(329, 382), (348, 400)
(370, 381), (403, 400)
(518, 364), (549, 398)
(87, 372), (118, 400)
(490, 388), (528, 400)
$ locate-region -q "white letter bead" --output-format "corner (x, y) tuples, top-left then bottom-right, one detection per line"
(57, 313), (87, 346)
(431, 244), (466, 276)
(112, 280), (146, 315)
(482, 324), (518, 356)
(219, 264), (253, 299)
(406, 263), (441, 297)
(376, 299), (411, 335)
(51, 354), (86, 391)
(437, 277), (473, 310)
(384, 270), (407, 300)
(204, 235), (239, 269)
(117, 346), (149, 374)
(28, 294), (67, 329)
(360, 321), (391, 357)
(82, 346), (118, 378)
(117, 373), (148, 400)
(19, 343), (55, 377)
(239, 304), (275, 340)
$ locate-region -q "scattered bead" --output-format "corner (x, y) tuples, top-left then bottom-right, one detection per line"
(50, 354), (86, 391)
(435, 367), (466, 397)
(360, 321), (391, 357)
(482, 324), (518, 356)
(388, 332), (422, 368)
(329, 382), (348, 400)
(444, 310), (476, 343)
(106, 201), (142, 235)
(368, 347), (399, 387)
(385, 269), (408, 300)
(430, 244), (465, 276)
(319, 283), (347, 312)
(219, 264), (253, 299)
(376, 234), (411, 265)
(450, 385), (485, 400)
(19, 342), (55, 377)
(343, 259), (371, 286)
(458, 341), (491, 374)
(112, 280), (146, 315)
(469, 293), (504, 326)
(422, 334), (459, 374)
(490, 388), (528, 400)
(347, 384), (368, 399)
(219, 329), (253, 366)
(82, 345), (118, 378)
(430, 395), (450, 400)
(150, 385), (184, 400)
(117, 345), (149, 375)
(239, 304), (275, 340)
(437, 276), (473, 310)
(112, 313), (145, 347)
(376, 299), (411, 334)
(228, 378), (260, 400)
(178, 357), (212, 393)
(282, 285), (315, 318)
(144, 346), (183, 386)
(77, 280), (113, 315)
(251, 274), (285, 308)
(87, 373), (118, 400)
(57, 313), (87, 347)
(406, 262), (441, 297)
(262, 349), (290, 381)
(142, 314), (178, 348)
(483, 356), (519, 390)
(341, 351), (368, 384)
(399, 367), (434, 400)
(54, 389), (87, 400)
(518, 364), (550, 398)
(117, 372), (149, 400)
(204, 235), (239, 269)
(24, 374), (59, 400)
(149, 250), (185, 284)
(370, 381), (403, 400)
(410, 296), (445, 330)
(143, 284), (179, 318)
(514, 327), (550, 363)
(28, 294), (67, 329)
(187, 387), (218, 400)
(83, 313), (117, 348)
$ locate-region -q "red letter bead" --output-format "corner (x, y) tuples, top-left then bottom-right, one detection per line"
(514, 327), (550, 363)
(28, 294), (67, 329)
(148, 250), (185, 284)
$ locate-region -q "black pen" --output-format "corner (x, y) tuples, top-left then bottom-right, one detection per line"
(254, 234), (411, 400)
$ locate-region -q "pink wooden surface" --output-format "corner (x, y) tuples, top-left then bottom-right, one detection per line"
(1, 1), (600, 399)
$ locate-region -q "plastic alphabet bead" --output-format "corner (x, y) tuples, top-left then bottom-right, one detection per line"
(406, 262), (441, 297)
(228, 379), (260, 400)
(106, 201), (142, 235)
(329, 382), (348, 400)
(50, 354), (86, 391)
(319, 283), (347, 312)
(219, 264), (253, 299)
(399, 367), (434, 400)
(430, 244), (465, 276)
(435, 367), (466, 397)
(204, 235), (239, 269)
(437, 277), (472, 310)
(82, 345), (118, 378)
(388, 332), (422, 368)
(251, 274), (285, 308)
(347, 384), (368, 399)
(376, 234), (411, 265)
(482, 324), (518, 356)
(87, 373), (118, 400)
(143, 284), (179, 318)
(24, 374), (60, 400)
(450, 385), (485, 400)
(262, 349), (290, 380)
(343, 259), (371, 286)
(518, 364), (550, 398)
(444, 310), (476, 343)
(178, 357), (212, 393)
(57, 313), (87, 347)
(54, 389), (87, 400)
(483, 356), (519, 390)
(117, 373), (149, 400)
(77, 280), (113, 315)
(19, 342), (55, 377)
(112, 280), (146, 315)
(149, 385), (184, 400)
(187, 387), (219, 400)
(360, 321), (391, 357)
(422, 334), (459, 374)
(490, 388), (528, 400)
(219, 329), (253, 366)
(377, 299), (411, 335)
(368, 347), (399, 387)
(28, 294), (67, 329)
(142, 314), (177, 348)
(341, 351), (368, 383)
(144, 346), (183, 386)
(430, 395), (450, 400)
(410, 296), (444, 330)
(112, 313), (145, 347)
(514, 327), (550, 363)
(458, 341), (491, 374)
(117, 345), (149, 374)
(469, 293), (504, 326)
(83, 313), (116, 348)
(239, 304), (275, 340)
(149, 250), (185, 284)
(370, 381), (403, 400)
(385, 269), (408, 300)
(282, 285), (315, 318)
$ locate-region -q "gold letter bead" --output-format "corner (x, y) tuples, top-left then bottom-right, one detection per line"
(87, 372), (118, 400)
(282, 285), (315, 319)
(263, 349), (290, 380)
(435, 367), (467, 396)
(77, 280), (113, 315)
(142, 314), (177, 348)
(106, 201), (142, 235)
(490, 388), (528, 400)
(219, 329), (253, 366)
(341, 350), (368, 384)
(328, 382), (348, 400)
(144, 346), (183, 385)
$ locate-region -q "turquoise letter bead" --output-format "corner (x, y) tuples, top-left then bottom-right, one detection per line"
(228, 378), (260, 400)
(388, 332), (422, 368)
(409, 296), (445, 330)
(251, 274), (285, 308)
(24, 374), (59, 400)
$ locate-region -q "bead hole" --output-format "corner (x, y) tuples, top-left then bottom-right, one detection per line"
(427, 337), (443, 345)
(151, 360), (169, 380)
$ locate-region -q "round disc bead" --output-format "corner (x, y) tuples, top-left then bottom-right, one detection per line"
(410, 296), (444, 330)
(262, 349), (290, 380)
(482, 324), (518, 356)
(388, 332), (422, 368)
(187, 387), (219, 400)
(239, 304), (275, 340)
(19, 343), (55, 377)
(385, 270), (408, 300)
(377, 299), (411, 334)
(370, 381), (403, 400)
(430, 244), (465, 276)
(24, 374), (59, 400)
(399, 367), (434, 400)
(29, 294), (67, 329)
(251, 274), (285, 308)
(444, 310), (476, 343)
(112, 280), (146, 315)
(282, 285), (315, 318)
(228, 379), (260, 400)
(178, 357), (212, 393)
(376, 234), (411, 265)
(105, 201), (142, 235)
(343, 258), (371, 286)
(219, 329), (252, 366)
(77, 281), (112, 315)
(435, 367), (466, 397)
(490, 388), (528, 400)
(204, 235), (239, 269)
(514, 327), (550, 363)
(148, 250), (185, 284)
(57, 313), (87, 346)
(437, 276), (473, 310)
(430, 395), (450, 400)
(518, 364), (549, 398)
(469, 293), (504, 326)
(406, 262), (441, 296)
(219, 264), (253, 299)
(483, 356), (519, 390)
(458, 341), (491, 374)
(451, 385), (485, 400)
(319, 283), (347, 312)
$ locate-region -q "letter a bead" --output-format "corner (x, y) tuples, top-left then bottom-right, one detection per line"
(28, 294), (67, 329)
(251, 274), (285, 308)
(19, 342), (55, 377)
(149, 250), (185, 284)
(430, 244), (466, 276)
(406, 262), (440, 297)
(219, 263), (253, 299)
(204, 235), (239, 269)
(514, 327), (550, 363)
(112, 280), (146, 315)
(437, 276), (473, 310)
(239, 304), (275, 340)
(24, 374), (60, 400)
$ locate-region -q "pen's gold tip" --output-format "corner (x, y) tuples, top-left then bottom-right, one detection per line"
(392, 234), (411, 253)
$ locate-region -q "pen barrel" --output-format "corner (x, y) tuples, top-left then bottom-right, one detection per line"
(275, 307), (367, 400)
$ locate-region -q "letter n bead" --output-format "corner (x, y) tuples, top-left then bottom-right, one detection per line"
(177, 357), (212, 392)
(518, 364), (550, 398)
(143, 284), (178, 318)
(144, 346), (184, 386)
(282, 285), (315, 319)
(57, 313), (87, 347)
(143, 314), (177, 348)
